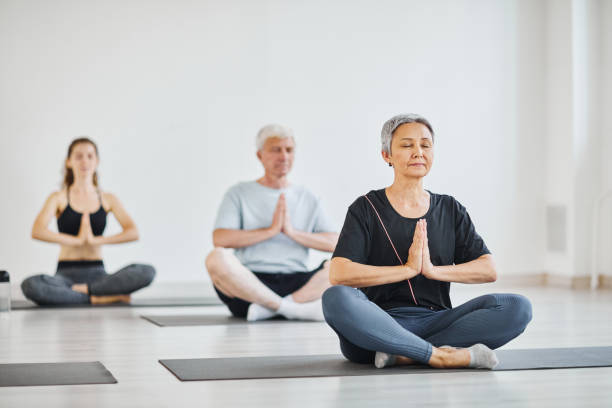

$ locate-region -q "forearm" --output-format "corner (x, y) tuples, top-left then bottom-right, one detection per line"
(92, 227), (139, 245)
(32, 228), (82, 246)
(431, 255), (497, 283)
(286, 231), (338, 252)
(213, 228), (277, 248)
(330, 257), (418, 287)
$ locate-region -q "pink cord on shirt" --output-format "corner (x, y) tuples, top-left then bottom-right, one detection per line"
(363, 194), (419, 305)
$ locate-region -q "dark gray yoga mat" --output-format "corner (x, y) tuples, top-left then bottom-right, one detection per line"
(159, 346), (612, 381)
(0, 361), (117, 387)
(12, 296), (222, 310)
(141, 314), (321, 327)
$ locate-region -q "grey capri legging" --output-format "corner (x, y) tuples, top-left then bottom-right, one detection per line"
(21, 260), (155, 305)
(322, 285), (532, 364)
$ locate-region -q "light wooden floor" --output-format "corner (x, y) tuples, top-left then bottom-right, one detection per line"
(1, 282), (611, 407)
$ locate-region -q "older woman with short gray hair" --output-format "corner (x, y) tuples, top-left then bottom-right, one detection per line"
(322, 113), (532, 370)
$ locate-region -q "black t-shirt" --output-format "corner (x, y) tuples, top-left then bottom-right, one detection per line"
(332, 189), (490, 311)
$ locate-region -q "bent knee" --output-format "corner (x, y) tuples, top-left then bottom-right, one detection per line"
(512, 294), (533, 326)
(205, 248), (236, 278)
(21, 277), (34, 297)
(138, 264), (156, 285)
(322, 285), (360, 316)
(322, 285), (352, 305)
(500, 293), (533, 328)
(21, 276), (43, 301)
(205, 248), (230, 272)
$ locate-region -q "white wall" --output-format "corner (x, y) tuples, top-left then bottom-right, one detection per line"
(0, 0), (563, 286)
(541, 0), (607, 280)
(544, 0), (575, 276)
(599, 0), (612, 276)
(572, 0), (602, 278)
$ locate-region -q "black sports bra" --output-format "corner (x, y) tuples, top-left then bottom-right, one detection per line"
(57, 189), (107, 236)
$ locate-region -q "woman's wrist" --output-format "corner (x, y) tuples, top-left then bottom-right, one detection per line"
(404, 264), (419, 279)
(426, 265), (440, 280)
(65, 234), (85, 247)
(89, 236), (104, 245)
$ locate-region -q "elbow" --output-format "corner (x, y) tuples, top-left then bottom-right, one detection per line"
(480, 255), (497, 283)
(212, 231), (228, 248)
(488, 268), (498, 283)
(328, 258), (344, 286)
(212, 239), (226, 248)
(127, 225), (139, 242)
(329, 272), (341, 286)
(31, 225), (41, 240)
(485, 260), (497, 282)
(489, 257), (497, 282)
(329, 276), (341, 286)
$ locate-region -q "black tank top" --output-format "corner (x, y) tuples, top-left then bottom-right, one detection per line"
(57, 189), (107, 236)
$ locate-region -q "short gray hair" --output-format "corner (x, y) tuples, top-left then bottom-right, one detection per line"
(381, 114), (435, 154)
(256, 124), (295, 151)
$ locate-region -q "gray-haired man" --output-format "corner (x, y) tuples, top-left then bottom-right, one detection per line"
(205, 124), (338, 321)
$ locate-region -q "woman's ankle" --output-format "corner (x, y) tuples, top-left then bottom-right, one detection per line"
(90, 294), (131, 304)
(428, 347), (470, 368)
(71, 283), (89, 295)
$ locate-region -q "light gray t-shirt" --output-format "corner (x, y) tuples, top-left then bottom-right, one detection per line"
(213, 181), (335, 273)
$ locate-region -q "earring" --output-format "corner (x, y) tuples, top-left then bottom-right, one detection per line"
(388, 163), (392, 167)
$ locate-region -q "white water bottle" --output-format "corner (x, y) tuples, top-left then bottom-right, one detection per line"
(0, 271), (10, 312)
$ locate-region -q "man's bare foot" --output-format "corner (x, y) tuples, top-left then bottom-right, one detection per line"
(71, 284), (89, 294)
(90, 294), (131, 305)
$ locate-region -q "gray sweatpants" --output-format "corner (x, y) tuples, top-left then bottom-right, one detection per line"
(322, 285), (532, 364)
(21, 260), (155, 305)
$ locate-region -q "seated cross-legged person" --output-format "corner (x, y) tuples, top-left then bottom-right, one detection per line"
(206, 124), (339, 321)
(21, 137), (155, 305)
(322, 114), (533, 370)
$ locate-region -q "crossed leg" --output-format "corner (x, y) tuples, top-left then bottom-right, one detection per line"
(322, 286), (531, 369)
(205, 247), (331, 320)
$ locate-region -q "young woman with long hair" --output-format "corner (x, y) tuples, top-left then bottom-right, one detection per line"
(21, 138), (155, 305)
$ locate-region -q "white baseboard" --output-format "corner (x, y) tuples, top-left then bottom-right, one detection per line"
(496, 272), (547, 287)
(498, 272), (602, 289)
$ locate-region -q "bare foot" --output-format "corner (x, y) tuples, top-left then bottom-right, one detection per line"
(71, 284), (89, 294)
(428, 347), (471, 368)
(90, 294), (131, 305)
(377, 347), (478, 369)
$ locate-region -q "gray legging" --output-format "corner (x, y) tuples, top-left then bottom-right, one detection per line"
(322, 285), (532, 364)
(21, 260), (155, 305)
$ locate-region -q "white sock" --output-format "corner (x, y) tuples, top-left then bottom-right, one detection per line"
(467, 344), (499, 369)
(246, 303), (277, 321)
(277, 295), (324, 321)
(374, 352), (396, 369)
